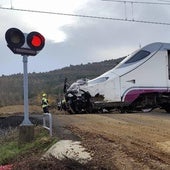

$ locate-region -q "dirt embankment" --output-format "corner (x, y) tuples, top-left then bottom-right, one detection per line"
(52, 111), (170, 169)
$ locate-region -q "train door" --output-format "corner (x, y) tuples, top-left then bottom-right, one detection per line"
(167, 50), (170, 89)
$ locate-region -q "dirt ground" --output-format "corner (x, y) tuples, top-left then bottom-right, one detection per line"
(52, 110), (170, 170)
(0, 106), (170, 169)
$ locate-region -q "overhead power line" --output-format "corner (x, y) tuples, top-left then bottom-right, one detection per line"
(102, 0), (170, 5)
(0, 6), (170, 26)
(102, 0), (170, 25)
(157, 0), (170, 3)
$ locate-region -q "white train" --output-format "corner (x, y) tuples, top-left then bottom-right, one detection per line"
(64, 42), (170, 113)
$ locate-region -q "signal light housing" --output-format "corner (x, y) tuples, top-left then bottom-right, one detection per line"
(5, 28), (45, 56)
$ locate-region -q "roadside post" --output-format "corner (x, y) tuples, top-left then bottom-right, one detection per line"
(5, 28), (45, 144)
(43, 112), (52, 136)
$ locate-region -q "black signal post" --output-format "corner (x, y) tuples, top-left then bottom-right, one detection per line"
(5, 28), (45, 143)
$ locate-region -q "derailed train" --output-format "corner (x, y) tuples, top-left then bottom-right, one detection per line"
(64, 42), (170, 113)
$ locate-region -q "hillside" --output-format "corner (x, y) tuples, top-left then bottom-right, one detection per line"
(0, 57), (124, 106)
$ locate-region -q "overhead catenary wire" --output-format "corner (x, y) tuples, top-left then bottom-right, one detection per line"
(102, 0), (170, 5)
(0, 5), (170, 26)
(102, 0), (170, 24)
(159, 0), (170, 2)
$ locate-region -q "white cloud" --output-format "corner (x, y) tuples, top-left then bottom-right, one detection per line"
(0, 0), (91, 42)
(1, 0), (170, 75)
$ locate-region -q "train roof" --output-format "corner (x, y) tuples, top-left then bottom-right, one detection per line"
(88, 42), (170, 84)
(141, 42), (170, 52)
(115, 42), (170, 68)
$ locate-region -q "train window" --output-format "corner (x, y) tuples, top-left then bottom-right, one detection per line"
(125, 50), (150, 64)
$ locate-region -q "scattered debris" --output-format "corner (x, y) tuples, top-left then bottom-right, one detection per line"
(44, 140), (92, 164)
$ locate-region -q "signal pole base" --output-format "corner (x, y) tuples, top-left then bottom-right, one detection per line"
(18, 125), (34, 146)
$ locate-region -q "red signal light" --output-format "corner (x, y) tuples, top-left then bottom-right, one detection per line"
(27, 32), (45, 51)
(31, 35), (42, 47)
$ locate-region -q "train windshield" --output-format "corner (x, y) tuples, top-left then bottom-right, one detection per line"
(125, 50), (150, 64)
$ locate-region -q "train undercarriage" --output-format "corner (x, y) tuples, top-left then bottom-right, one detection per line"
(60, 90), (170, 114)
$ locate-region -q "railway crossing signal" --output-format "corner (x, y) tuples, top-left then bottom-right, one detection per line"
(5, 28), (45, 56)
(5, 28), (46, 143)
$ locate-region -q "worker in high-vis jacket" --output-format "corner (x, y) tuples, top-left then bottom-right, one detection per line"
(41, 93), (49, 113)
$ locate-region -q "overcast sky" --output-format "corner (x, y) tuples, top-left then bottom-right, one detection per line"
(0, 0), (170, 76)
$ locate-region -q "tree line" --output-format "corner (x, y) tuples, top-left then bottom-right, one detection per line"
(0, 58), (124, 107)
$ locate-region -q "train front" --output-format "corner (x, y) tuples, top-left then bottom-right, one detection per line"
(65, 70), (121, 113)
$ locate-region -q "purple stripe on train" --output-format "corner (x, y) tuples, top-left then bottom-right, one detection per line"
(123, 88), (169, 103)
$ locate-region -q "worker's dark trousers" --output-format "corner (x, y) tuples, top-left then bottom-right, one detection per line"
(43, 107), (49, 113)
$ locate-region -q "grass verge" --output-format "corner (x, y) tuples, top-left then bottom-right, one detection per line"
(0, 126), (57, 165)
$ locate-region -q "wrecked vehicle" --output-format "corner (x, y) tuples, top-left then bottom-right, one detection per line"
(64, 42), (170, 113)
(64, 79), (92, 113)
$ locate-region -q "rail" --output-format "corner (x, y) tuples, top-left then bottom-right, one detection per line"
(43, 113), (52, 136)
